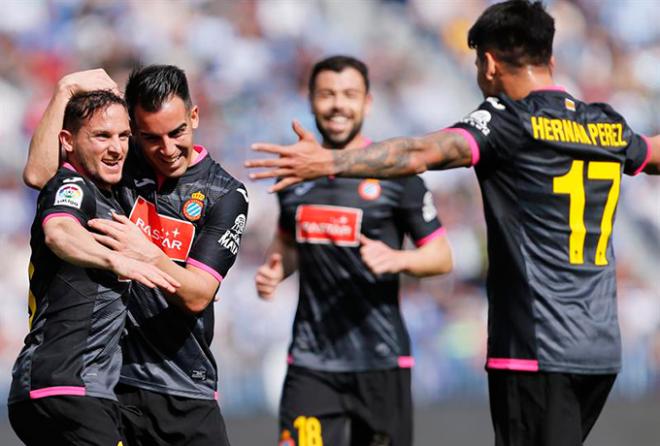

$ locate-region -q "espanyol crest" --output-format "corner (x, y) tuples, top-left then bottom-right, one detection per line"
(182, 191), (205, 221)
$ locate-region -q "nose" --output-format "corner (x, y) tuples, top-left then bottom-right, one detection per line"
(159, 136), (178, 156)
(107, 135), (122, 155)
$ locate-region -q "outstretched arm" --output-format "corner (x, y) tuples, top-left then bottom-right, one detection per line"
(24, 69), (119, 189)
(246, 121), (474, 192)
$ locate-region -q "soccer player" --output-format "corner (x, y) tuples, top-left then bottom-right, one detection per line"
(246, 2), (660, 445)
(255, 56), (452, 446)
(24, 66), (249, 445)
(9, 90), (179, 446)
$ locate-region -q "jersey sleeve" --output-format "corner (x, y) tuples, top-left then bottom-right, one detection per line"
(394, 176), (445, 247)
(623, 131), (650, 176)
(186, 186), (249, 282)
(38, 175), (97, 227)
(447, 96), (525, 167)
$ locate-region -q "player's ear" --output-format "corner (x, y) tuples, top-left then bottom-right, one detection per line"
(59, 129), (74, 156)
(483, 51), (498, 81)
(189, 105), (199, 130)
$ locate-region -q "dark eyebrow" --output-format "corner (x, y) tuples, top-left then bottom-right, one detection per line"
(140, 123), (187, 139)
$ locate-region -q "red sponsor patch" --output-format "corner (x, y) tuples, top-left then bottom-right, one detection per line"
(129, 196), (196, 262)
(358, 179), (381, 200)
(295, 205), (362, 247)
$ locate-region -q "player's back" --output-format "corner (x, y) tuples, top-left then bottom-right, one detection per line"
(452, 88), (650, 373)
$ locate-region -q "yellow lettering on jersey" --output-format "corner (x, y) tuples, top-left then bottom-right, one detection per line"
(531, 116), (544, 140)
(553, 161), (586, 264)
(550, 119), (565, 142)
(587, 162), (621, 265)
(531, 117), (628, 148)
(562, 119), (576, 143)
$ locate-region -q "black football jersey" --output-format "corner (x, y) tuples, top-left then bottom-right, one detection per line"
(449, 87), (650, 374)
(116, 145), (248, 400)
(278, 173), (444, 372)
(10, 165), (129, 404)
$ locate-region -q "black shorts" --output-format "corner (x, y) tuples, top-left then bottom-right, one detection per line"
(8, 395), (125, 446)
(488, 370), (617, 446)
(279, 365), (412, 446)
(115, 383), (230, 446)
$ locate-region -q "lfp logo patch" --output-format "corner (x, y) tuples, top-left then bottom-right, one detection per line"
(54, 184), (84, 209)
(358, 179), (381, 201)
(182, 191), (205, 221)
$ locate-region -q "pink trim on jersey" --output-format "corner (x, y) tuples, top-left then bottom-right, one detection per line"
(414, 227), (447, 248)
(359, 138), (373, 148)
(190, 145), (208, 166)
(30, 386), (86, 399)
(187, 258), (223, 283)
(487, 358), (539, 372)
(214, 391), (219, 401)
(398, 356), (416, 368)
(531, 85), (567, 92)
(633, 136), (652, 176)
(42, 213), (81, 228)
(442, 128), (480, 166)
(62, 162), (79, 172)
(287, 354), (294, 365)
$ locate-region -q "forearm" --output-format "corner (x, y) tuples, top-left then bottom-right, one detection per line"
(400, 238), (453, 278)
(331, 137), (428, 178)
(45, 219), (119, 270)
(268, 234), (298, 279)
(24, 88), (70, 189)
(154, 255), (218, 313)
(332, 131), (472, 178)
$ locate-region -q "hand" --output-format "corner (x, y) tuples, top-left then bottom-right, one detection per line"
(255, 253), (284, 300)
(57, 68), (119, 98)
(245, 120), (335, 193)
(88, 212), (164, 264)
(109, 253), (180, 293)
(359, 234), (406, 275)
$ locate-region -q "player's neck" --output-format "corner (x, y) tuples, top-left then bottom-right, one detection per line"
(501, 65), (555, 100)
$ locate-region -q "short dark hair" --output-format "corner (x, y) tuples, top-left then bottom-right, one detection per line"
(124, 64), (192, 120)
(63, 90), (127, 134)
(308, 55), (370, 94)
(468, 0), (554, 67)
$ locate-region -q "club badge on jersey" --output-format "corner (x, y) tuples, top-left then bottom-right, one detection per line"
(358, 179), (381, 201)
(54, 184), (83, 209)
(182, 191), (205, 221)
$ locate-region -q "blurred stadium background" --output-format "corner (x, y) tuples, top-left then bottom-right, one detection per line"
(0, 0), (658, 444)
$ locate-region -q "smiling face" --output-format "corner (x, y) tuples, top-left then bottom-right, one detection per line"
(132, 95), (199, 179)
(311, 67), (372, 149)
(60, 103), (131, 190)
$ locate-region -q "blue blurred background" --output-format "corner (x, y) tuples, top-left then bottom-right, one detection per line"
(0, 0), (658, 444)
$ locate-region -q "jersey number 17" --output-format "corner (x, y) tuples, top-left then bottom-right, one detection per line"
(553, 160), (620, 266)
